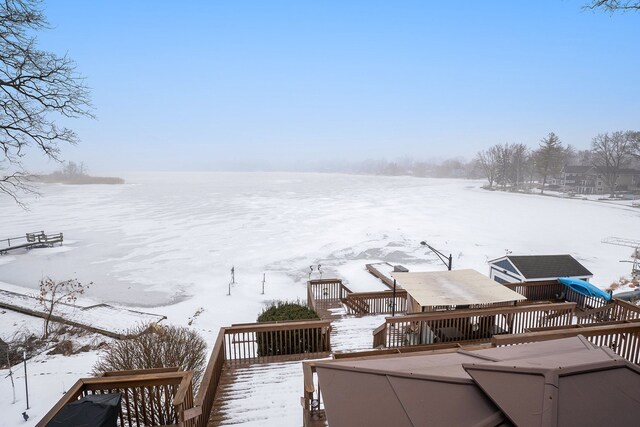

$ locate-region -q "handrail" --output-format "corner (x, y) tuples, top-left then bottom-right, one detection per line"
(383, 302), (576, 323)
(576, 298), (640, 324)
(492, 323), (640, 364)
(192, 327), (226, 426)
(345, 289), (407, 298)
(492, 322), (640, 345)
(225, 319), (331, 333)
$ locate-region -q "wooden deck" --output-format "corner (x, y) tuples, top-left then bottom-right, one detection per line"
(208, 357), (327, 426)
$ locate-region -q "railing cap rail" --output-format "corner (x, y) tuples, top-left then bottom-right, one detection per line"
(225, 319), (332, 333)
(503, 279), (561, 288)
(307, 278), (343, 285)
(172, 370), (194, 405)
(230, 318), (324, 327)
(492, 322), (640, 346)
(384, 302), (577, 323)
(347, 290), (408, 298)
(194, 327), (226, 407)
(80, 371), (189, 389)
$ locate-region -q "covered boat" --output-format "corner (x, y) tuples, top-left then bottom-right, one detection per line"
(559, 277), (611, 301)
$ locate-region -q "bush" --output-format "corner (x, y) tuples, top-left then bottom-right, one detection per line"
(93, 324), (207, 388)
(256, 301), (323, 357)
(257, 300), (319, 322)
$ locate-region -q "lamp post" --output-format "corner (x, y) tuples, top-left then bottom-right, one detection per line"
(420, 241), (452, 271)
(392, 279), (397, 317)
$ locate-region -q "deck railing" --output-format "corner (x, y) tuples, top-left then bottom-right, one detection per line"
(492, 321), (640, 364)
(576, 298), (640, 324)
(503, 279), (610, 310)
(302, 361), (329, 426)
(373, 302), (577, 349)
(342, 290), (408, 315)
(307, 278), (408, 316)
(36, 368), (196, 427)
(222, 319), (332, 363)
(307, 279), (351, 305)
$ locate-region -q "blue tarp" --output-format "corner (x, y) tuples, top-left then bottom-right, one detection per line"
(559, 277), (611, 301)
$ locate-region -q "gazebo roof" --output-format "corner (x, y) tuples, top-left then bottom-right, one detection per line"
(391, 269), (525, 307)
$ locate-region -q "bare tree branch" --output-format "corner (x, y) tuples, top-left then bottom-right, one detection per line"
(584, 1), (640, 12)
(0, 0), (93, 205)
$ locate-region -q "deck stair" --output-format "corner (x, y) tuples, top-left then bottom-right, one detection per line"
(0, 231), (63, 254)
(341, 295), (370, 315)
(208, 360), (303, 426)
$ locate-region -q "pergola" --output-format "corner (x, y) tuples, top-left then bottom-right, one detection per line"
(391, 269), (526, 313)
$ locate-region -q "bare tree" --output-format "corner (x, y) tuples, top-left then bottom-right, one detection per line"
(630, 131), (640, 160)
(584, 1), (640, 12)
(92, 324), (208, 425)
(510, 143), (529, 189)
(591, 131), (635, 197)
(37, 277), (89, 338)
(535, 132), (565, 194)
(0, 0), (93, 204)
(476, 146), (500, 188)
(494, 144), (513, 190)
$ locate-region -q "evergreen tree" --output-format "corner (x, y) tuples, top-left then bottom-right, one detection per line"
(534, 132), (564, 194)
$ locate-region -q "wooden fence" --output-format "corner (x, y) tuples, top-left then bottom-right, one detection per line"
(37, 368), (196, 427)
(373, 302), (577, 349)
(503, 280), (610, 310)
(492, 321), (640, 364)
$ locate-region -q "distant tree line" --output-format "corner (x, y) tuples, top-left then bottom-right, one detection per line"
(475, 131), (640, 196)
(33, 161), (125, 185)
(354, 157), (482, 179)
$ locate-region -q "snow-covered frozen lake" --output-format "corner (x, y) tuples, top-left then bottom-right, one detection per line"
(1, 172), (638, 330)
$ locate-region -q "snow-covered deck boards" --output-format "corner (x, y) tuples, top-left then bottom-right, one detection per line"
(207, 312), (388, 426)
(0, 285), (166, 338)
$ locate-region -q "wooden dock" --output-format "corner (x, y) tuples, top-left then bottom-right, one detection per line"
(0, 231), (63, 254)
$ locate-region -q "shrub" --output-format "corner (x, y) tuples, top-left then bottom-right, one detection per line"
(257, 300), (319, 322)
(256, 301), (323, 357)
(93, 323), (207, 388)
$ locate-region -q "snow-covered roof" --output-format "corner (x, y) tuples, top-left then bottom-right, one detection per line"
(390, 269), (526, 307)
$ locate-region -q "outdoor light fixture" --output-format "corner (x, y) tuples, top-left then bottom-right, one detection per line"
(420, 241), (453, 271)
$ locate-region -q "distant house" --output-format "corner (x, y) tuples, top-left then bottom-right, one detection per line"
(488, 254), (592, 284)
(561, 165), (640, 195)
